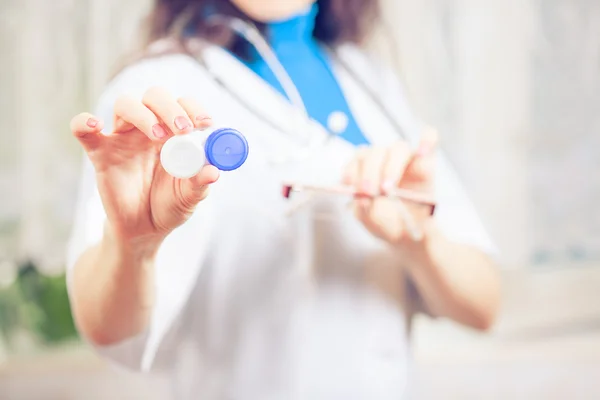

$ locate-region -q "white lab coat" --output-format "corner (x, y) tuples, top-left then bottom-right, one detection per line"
(67, 42), (495, 399)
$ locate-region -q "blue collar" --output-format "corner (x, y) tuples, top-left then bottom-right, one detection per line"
(237, 3), (371, 147)
(266, 3), (318, 45)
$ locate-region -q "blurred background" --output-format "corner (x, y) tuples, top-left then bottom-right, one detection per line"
(0, 0), (599, 398)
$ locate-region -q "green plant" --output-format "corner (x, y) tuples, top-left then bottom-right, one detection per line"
(0, 260), (79, 348)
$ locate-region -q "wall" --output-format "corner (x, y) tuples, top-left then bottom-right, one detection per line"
(0, 0), (598, 273)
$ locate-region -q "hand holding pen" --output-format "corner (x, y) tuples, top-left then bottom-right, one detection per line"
(283, 129), (438, 243)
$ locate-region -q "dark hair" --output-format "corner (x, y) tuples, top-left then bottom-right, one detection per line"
(144, 0), (380, 58)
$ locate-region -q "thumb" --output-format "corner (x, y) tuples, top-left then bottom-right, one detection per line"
(415, 126), (439, 157)
(180, 165), (220, 206)
(403, 126), (439, 188)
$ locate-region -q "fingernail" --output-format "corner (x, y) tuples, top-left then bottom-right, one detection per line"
(417, 143), (432, 157)
(196, 115), (213, 130)
(86, 118), (98, 128)
(342, 174), (352, 185)
(152, 124), (168, 139)
(358, 198), (371, 210)
(361, 181), (376, 196)
(196, 115), (212, 123)
(174, 116), (192, 131)
(381, 180), (394, 194)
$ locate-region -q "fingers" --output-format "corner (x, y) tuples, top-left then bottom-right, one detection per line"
(142, 87), (194, 136)
(404, 127), (439, 188)
(112, 88), (211, 142)
(381, 141), (412, 194)
(345, 134), (437, 194)
(356, 146), (387, 195)
(343, 136), (438, 244)
(342, 146), (369, 187)
(70, 113), (105, 151)
(416, 126), (439, 157)
(114, 95), (164, 140)
(177, 97), (213, 130)
(180, 165), (220, 206)
(348, 146), (385, 227)
(356, 197), (408, 242)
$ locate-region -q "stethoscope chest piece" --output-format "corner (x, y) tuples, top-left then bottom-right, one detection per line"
(327, 111), (349, 135)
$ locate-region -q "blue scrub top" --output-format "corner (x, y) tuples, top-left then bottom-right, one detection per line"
(242, 4), (369, 146)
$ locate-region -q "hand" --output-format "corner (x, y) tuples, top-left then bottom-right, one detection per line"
(70, 87), (219, 246)
(343, 128), (438, 245)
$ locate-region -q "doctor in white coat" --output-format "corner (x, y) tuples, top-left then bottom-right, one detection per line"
(67, 0), (500, 398)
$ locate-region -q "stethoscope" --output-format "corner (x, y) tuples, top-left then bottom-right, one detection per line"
(170, 16), (436, 239)
(187, 16), (411, 159)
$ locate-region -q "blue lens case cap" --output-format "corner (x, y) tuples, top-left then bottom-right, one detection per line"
(204, 128), (249, 171)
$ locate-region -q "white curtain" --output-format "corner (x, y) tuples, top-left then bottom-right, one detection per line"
(378, 0), (599, 267)
(0, 0), (597, 276)
(0, 0), (151, 275)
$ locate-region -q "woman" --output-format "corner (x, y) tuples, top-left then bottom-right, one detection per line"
(67, 0), (500, 398)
